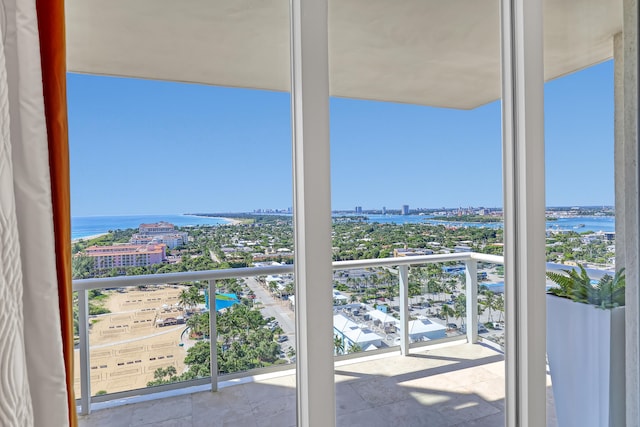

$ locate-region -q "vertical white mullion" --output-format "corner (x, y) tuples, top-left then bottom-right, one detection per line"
(621, 0), (640, 424)
(289, 0), (335, 425)
(501, 0), (546, 426)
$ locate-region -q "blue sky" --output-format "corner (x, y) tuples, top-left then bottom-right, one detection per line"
(68, 60), (614, 216)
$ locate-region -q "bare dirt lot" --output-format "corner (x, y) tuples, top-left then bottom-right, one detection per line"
(74, 286), (190, 396)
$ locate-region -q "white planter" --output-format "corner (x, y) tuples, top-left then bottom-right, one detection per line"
(546, 294), (625, 427)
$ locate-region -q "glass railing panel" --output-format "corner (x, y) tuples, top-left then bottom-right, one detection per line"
(79, 283), (199, 397)
(332, 266), (401, 354)
(72, 295), (81, 401)
(407, 264), (465, 341)
(476, 261), (505, 348)
(216, 275), (297, 375)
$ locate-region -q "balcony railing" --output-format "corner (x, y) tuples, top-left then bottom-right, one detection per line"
(74, 252), (506, 415)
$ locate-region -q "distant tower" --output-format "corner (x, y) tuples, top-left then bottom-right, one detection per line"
(402, 205), (409, 215)
(355, 206), (363, 214)
(382, 206), (387, 215)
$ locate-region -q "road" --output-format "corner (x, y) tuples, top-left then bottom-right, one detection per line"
(244, 277), (296, 337)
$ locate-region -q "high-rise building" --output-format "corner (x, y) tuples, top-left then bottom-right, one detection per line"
(355, 206), (362, 214)
(402, 205), (409, 215)
(382, 206), (386, 215)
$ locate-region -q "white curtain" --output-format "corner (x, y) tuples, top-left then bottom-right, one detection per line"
(0, 0), (69, 426)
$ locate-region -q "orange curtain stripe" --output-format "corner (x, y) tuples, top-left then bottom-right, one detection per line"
(35, 1), (77, 426)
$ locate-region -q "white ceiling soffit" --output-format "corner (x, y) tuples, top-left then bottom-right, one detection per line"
(66, 0), (621, 110)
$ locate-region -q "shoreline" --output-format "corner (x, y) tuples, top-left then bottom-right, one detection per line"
(222, 218), (242, 225)
(184, 214), (244, 225)
(72, 232), (108, 243)
(72, 217), (241, 242)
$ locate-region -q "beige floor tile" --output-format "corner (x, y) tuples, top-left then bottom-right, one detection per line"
(335, 382), (374, 415)
(130, 395), (192, 426)
(138, 416), (193, 427)
(460, 377), (506, 407)
(78, 344), (551, 427)
(350, 376), (412, 406)
(435, 391), (501, 426)
(78, 405), (134, 427)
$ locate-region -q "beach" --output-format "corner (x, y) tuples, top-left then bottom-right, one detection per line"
(72, 214), (236, 240)
(72, 232), (108, 243)
(223, 218), (242, 225)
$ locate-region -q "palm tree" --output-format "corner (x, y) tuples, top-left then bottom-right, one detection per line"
(441, 304), (455, 325)
(481, 290), (496, 322)
(426, 279), (440, 301)
(268, 281), (279, 295)
(495, 294), (505, 322)
(178, 289), (191, 312)
(334, 334), (345, 355)
(188, 286), (204, 310)
(348, 343), (362, 354)
(284, 282), (295, 297)
(187, 314), (203, 337)
(454, 294), (467, 326)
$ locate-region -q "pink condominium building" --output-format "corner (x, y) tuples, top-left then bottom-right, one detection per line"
(84, 243), (167, 269)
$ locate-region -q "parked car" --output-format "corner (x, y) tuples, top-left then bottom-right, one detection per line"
(446, 323), (458, 330)
(277, 335), (288, 343)
(460, 325), (487, 334)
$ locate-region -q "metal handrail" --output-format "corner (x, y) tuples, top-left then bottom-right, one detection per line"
(73, 252), (484, 291)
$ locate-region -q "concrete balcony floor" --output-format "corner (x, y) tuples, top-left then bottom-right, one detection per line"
(78, 342), (557, 427)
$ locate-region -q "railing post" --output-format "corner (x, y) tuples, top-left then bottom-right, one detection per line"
(398, 265), (410, 355)
(208, 280), (218, 392)
(465, 259), (478, 344)
(78, 289), (91, 414)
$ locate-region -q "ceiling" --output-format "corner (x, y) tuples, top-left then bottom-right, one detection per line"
(66, 0), (622, 109)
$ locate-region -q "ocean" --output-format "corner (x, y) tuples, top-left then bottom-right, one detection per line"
(71, 213), (615, 240)
(72, 214), (232, 240)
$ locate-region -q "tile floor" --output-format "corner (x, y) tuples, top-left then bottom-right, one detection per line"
(79, 343), (557, 427)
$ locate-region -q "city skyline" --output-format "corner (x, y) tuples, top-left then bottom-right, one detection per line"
(68, 60), (614, 216)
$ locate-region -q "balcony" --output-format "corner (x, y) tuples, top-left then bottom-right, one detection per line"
(78, 341), (558, 427)
(73, 251), (559, 425)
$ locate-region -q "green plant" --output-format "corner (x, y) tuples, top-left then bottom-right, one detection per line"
(546, 265), (625, 309)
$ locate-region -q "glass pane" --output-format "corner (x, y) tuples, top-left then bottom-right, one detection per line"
(69, 2), (294, 416)
(330, 3), (504, 424)
(543, 1), (621, 424)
